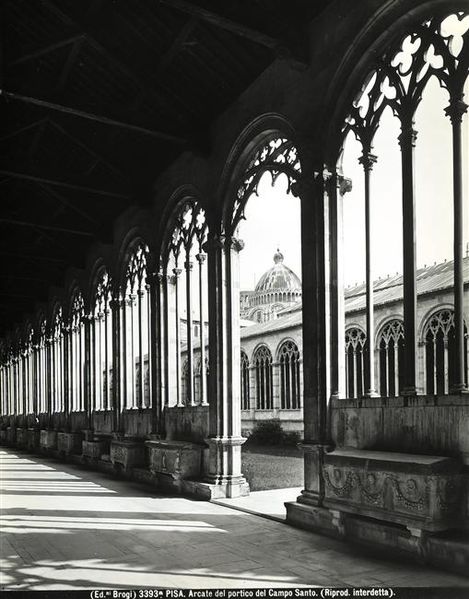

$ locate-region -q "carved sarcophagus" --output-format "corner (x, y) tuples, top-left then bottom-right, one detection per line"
(0, 429), (7, 444)
(57, 432), (83, 455)
(16, 427), (27, 447)
(82, 439), (107, 460)
(6, 426), (16, 445)
(110, 439), (145, 471)
(27, 428), (40, 450)
(323, 449), (461, 532)
(40, 429), (57, 449)
(145, 439), (203, 481)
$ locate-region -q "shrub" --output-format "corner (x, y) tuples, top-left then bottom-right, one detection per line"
(248, 419), (301, 446)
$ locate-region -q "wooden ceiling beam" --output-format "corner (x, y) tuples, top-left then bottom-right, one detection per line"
(1, 90), (187, 144)
(8, 35), (85, 66)
(41, 0), (198, 121)
(0, 168), (129, 198)
(37, 183), (98, 226)
(0, 218), (94, 237)
(0, 251), (66, 264)
(159, 0), (281, 50)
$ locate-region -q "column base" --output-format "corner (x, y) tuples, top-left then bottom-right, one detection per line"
(189, 476), (250, 500)
(449, 384), (469, 394)
(401, 386), (418, 397)
(203, 435), (249, 498)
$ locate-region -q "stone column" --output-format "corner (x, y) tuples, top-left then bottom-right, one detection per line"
(199, 232), (249, 499)
(148, 274), (160, 434)
(399, 118), (418, 396)
(62, 325), (71, 418)
(110, 294), (123, 433)
(185, 257), (195, 405)
(172, 267), (182, 406)
(83, 313), (94, 430)
(359, 149), (378, 397)
(328, 173), (352, 400)
(445, 95), (468, 393)
(293, 170), (330, 507)
(196, 252), (208, 405)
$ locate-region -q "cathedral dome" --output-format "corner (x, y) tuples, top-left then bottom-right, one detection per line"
(255, 250), (301, 295)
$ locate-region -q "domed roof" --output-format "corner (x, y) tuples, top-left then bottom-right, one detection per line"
(255, 250), (301, 294)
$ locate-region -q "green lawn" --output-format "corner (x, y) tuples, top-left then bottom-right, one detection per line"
(241, 443), (304, 491)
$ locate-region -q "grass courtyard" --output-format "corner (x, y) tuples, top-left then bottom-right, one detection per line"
(241, 443), (304, 491)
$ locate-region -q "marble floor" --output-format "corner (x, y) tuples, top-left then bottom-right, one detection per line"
(1, 448), (468, 591)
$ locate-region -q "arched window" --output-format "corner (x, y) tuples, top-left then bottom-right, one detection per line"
(345, 327), (366, 399)
(378, 320), (404, 397)
(123, 243), (151, 409)
(240, 350), (250, 410)
(423, 309), (468, 395)
(162, 199), (209, 408)
(94, 271), (113, 411)
(278, 340), (301, 409)
(253, 345), (273, 409)
(335, 10), (469, 398)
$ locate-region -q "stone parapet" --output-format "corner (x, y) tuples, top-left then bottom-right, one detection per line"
(16, 427), (27, 447)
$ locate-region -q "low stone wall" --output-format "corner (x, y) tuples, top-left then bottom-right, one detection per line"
(241, 408), (304, 434)
(165, 405), (209, 443)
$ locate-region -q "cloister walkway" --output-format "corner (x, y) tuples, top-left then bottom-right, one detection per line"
(1, 448), (468, 591)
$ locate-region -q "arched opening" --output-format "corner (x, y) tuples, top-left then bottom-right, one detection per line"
(378, 319), (405, 397)
(253, 345), (273, 410)
(278, 340), (301, 409)
(93, 271), (113, 412)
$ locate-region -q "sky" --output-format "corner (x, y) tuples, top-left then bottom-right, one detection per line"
(238, 76), (469, 290)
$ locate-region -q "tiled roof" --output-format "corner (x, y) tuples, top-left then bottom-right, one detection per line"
(240, 257), (469, 338)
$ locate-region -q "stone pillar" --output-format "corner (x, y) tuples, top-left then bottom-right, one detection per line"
(148, 274), (160, 434)
(359, 149), (378, 397)
(328, 173), (352, 400)
(83, 313), (94, 430)
(198, 232), (249, 499)
(110, 294), (123, 433)
(196, 252), (208, 405)
(445, 95), (468, 393)
(62, 325), (71, 418)
(294, 170), (330, 507)
(172, 268), (182, 406)
(185, 257), (195, 405)
(399, 118), (418, 396)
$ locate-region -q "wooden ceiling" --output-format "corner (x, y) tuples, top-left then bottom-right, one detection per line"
(0, 0), (331, 337)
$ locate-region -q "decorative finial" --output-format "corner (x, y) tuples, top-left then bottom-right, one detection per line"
(273, 249), (284, 264)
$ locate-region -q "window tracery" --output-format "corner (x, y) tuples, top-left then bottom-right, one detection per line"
(253, 345), (273, 410)
(378, 320), (405, 397)
(345, 327), (367, 399)
(278, 340), (301, 409)
(423, 308), (468, 394)
(94, 271), (113, 411)
(231, 137), (301, 232)
(240, 350), (250, 410)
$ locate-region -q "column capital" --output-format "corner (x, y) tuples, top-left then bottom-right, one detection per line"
(172, 267), (182, 278)
(184, 260), (193, 271)
(196, 252), (207, 264)
(398, 124), (417, 148)
(444, 96), (468, 124)
(291, 174), (316, 198)
(337, 174), (353, 196)
(228, 236), (244, 253)
(358, 151), (377, 172)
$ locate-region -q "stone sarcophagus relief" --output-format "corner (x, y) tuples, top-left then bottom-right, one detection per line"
(27, 428), (40, 450)
(57, 432), (83, 455)
(40, 429), (57, 449)
(323, 449), (462, 532)
(82, 438), (108, 460)
(110, 438), (145, 471)
(145, 439), (203, 489)
(16, 427), (27, 447)
(6, 426), (16, 445)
